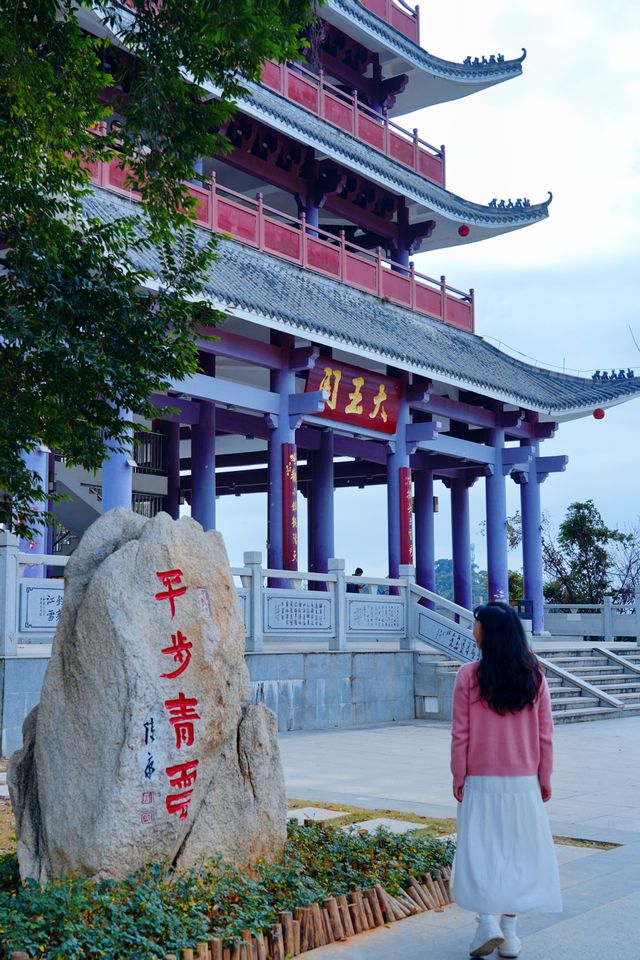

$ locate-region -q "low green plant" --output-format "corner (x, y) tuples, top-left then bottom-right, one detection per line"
(0, 822), (454, 959)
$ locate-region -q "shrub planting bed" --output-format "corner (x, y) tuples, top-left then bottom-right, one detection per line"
(0, 820), (455, 960)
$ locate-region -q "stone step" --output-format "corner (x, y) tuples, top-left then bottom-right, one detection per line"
(549, 688), (596, 700)
(553, 706), (621, 723)
(547, 658), (620, 670)
(551, 695), (601, 712)
(596, 680), (640, 692)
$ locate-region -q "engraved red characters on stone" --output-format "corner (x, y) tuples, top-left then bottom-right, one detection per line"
(165, 759), (200, 820)
(154, 569), (187, 618)
(160, 630), (193, 679)
(163, 692), (200, 749)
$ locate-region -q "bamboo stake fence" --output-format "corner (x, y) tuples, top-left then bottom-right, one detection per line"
(9, 866), (453, 960)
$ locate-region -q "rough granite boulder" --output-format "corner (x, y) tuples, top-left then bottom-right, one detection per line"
(8, 510), (286, 881)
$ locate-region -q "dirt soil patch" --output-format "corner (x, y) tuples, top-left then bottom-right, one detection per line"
(0, 799), (15, 856)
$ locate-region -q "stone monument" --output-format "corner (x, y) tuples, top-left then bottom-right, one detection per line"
(9, 510), (287, 881)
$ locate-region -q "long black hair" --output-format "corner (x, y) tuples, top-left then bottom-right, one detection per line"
(474, 602), (543, 714)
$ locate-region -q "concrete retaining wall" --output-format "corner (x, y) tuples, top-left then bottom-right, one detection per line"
(2, 649), (439, 755)
(0, 656), (49, 756)
(246, 651), (415, 732)
(413, 655), (458, 721)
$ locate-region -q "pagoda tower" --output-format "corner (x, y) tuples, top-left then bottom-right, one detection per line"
(74, 0), (640, 632)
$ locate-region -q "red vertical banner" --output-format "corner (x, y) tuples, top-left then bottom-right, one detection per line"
(282, 443), (298, 570)
(399, 466), (414, 565)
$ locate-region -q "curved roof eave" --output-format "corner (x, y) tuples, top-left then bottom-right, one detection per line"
(323, 0), (526, 115)
(235, 80), (551, 239)
(83, 186), (639, 421)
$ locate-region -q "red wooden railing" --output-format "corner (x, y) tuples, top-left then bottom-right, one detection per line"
(359, 0), (420, 42)
(261, 60), (444, 186)
(89, 157), (473, 332)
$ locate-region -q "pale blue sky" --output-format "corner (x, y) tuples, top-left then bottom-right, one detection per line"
(216, 0), (640, 574)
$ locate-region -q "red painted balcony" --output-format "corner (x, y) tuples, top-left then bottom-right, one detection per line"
(89, 157), (473, 332)
(359, 0), (420, 43)
(261, 60), (445, 186)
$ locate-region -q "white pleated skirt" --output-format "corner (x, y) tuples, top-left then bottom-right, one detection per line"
(452, 775), (562, 915)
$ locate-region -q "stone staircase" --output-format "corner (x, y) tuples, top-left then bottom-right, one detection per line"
(539, 643), (640, 723)
(416, 643), (640, 724)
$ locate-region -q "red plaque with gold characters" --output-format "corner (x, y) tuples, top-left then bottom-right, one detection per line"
(282, 443), (298, 570)
(306, 360), (402, 434)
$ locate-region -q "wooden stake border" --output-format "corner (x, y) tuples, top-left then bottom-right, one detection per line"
(9, 871), (454, 960)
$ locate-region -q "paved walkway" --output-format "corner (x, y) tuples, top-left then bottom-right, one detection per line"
(280, 717), (640, 960)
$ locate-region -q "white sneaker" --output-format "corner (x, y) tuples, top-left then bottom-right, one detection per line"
(469, 915), (505, 957)
(498, 916), (522, 958)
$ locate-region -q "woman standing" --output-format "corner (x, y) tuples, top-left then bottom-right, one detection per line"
(451, 602), (562, 958)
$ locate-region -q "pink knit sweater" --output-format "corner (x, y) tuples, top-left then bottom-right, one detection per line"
(450, 661), (554, 790)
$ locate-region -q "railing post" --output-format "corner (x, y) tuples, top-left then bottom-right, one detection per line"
(352, 90), (358, 136)
(603, 595), (613, 643)
(409, 260), (416, 309)
(301, 212), (307, 268)
(440, 274), (447, 323)
(339, 229), (346, 282)
(256, 192), (265, 249)
(398, 563), (416, 650)
(283, 62), (288, 99)
(328, 558), (347, 651)
(0, 532), (19, 657)
(319, 68), (325, 118)
(243, 550), (263, 652)
(412, 128), (419, 172)
(440, 143), (446, 187)
(635, 587), (640, 646)
(209, 172), (217, 230)
(376, 246), (383, 297)
(469, 287), (475, 331)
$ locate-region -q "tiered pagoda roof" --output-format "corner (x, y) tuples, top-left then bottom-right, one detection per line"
(223, 77), (551, 251)
(85, 188), (640, 419)
(323, 0), (528, 113)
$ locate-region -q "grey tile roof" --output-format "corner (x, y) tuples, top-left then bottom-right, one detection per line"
(239, 80), (551, 228)
(326, 0), (526, 82)
(84, 188), (640, 417)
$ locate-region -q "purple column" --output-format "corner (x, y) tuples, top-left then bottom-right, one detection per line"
(20, 447), (49, 578)
(268, 341), (296, 571)
(520, 445), (544, 632)
(415, 468), (435, 597)
(386, 372), (410, 579)
(102, 418), (133, 513)
(296, 195), (319, 232)
(485, 427), (509, 602)
(191, 401), (216, 530)
(309, 429), (334, 583)
(450, 477), (472, 610)
(391, 244), (410, 270)
(160, 420), (180, 520)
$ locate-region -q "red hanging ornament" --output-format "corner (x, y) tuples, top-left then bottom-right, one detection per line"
(458, 225), (470, 237)
(593, 408), (605, 420)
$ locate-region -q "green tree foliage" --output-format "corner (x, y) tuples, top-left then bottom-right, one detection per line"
(0, 0), (313, 536)
(508, 569), (524, 603)
(435, 557), (488, 605)
(543, 500), (629, 604)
